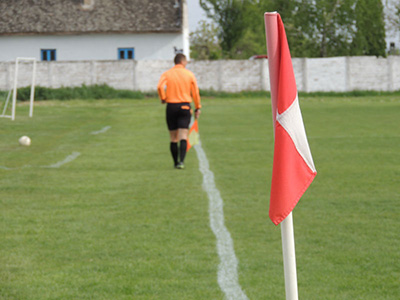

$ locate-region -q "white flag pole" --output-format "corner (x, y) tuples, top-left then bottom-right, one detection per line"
(264, 12), (299, 300)
(281, 213), (298, 300)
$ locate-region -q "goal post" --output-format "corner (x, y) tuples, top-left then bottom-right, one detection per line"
(1, 57), (37, 121)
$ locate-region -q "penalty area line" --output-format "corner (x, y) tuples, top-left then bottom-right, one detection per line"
(0, 165), (17, 170)
(0, 165), (31, 170)
(43, 152), (81, 168)
(1, 151), (81, 170)
(194, 141), (248, 300)
(91, 126), (111, 135)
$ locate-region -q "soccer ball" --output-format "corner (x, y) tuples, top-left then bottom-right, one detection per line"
(19, 136), (31, 146)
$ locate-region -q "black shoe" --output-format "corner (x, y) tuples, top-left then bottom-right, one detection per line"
(175, 162), (184, 169)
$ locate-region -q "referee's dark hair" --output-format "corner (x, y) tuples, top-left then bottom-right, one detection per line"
(174, 53), (187, 65)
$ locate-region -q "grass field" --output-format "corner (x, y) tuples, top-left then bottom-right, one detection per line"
(1, 95), (399, 299)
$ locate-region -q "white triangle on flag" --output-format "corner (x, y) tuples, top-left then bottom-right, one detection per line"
(276, 94), (316, 172)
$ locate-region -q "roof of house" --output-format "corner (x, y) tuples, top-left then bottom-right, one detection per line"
(0, 0), (182, 36)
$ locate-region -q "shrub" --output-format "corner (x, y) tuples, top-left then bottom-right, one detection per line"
(14, 85), (145, 101)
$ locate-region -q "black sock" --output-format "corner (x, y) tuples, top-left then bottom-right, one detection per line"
(170, 142), (178, 165)
(179, 139), (187, 163)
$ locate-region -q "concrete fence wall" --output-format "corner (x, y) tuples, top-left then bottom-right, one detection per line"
(1, 56), (399, 93)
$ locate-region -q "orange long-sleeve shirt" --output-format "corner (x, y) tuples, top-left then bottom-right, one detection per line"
(157, 64), (201, 110)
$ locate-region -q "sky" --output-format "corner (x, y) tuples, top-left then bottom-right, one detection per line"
(187, 1), (209, 33)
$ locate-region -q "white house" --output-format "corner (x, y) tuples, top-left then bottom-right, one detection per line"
(0, 0), (190, 62)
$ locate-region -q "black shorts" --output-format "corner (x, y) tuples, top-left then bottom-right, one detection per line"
(166, 103), (192, 130)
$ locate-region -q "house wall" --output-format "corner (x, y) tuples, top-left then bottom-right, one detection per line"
(0, 33), (184, 62)
(0, 56), (399, 92)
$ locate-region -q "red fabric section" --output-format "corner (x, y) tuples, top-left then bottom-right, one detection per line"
(277, 14), (297, 114)
(270, 124), (316, 225)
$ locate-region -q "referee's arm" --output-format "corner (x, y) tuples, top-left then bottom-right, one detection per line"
(191, 77), (201, 119)
(191, 77), (201, 110)
(157, 74), (167, 103)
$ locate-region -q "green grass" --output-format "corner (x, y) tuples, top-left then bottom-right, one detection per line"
(1, 95), (399, 299)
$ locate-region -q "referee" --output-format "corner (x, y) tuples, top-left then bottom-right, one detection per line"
(157, 54), (201, 169)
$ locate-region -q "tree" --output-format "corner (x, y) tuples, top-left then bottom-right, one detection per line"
(351, 0), (386, 56)
(200, 0), (249, 57)
(234, 0), (358, 58)
(233, 28), (268, 58)
(240, 0), (274, 57)
(286, 0), (357, 57)
(190, 21), (222, 60)
(197, 0), (388, 58)
(398, 4), (400, 30)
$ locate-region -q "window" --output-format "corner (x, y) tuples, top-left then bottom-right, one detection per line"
(118, 48), (135, 60)
(41, 49), (56, 61)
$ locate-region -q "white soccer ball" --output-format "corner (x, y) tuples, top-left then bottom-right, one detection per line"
(19, 136), (31, 146)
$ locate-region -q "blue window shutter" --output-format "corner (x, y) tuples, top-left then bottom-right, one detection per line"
(41, 49), (56, 61)
(118, 48), (134, 60)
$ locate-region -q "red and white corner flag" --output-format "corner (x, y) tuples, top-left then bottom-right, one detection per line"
(265, 13), (317, 226)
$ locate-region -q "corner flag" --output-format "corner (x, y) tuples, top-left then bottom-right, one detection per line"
(265, 13), (317, 226)
(187, 119), (199, 152)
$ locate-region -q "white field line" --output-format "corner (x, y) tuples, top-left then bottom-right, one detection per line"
(1, 151), (80, 170)
(0, 165), (16, 170)
(0, 164), (32, 170)
(91, 126), (111, 135)
(43, 152), (81, 168)
(194, 141), (248, 300)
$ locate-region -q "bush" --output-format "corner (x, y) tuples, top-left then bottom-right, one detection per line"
(14, 85), (145, 101)
(2, 85), (400, 101)
(0, 90), (8, 99)
(199, 90), (270, 98)
(200, 90), (400, 99)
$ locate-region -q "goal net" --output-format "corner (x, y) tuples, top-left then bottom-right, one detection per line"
(1, 57), (37, 121)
